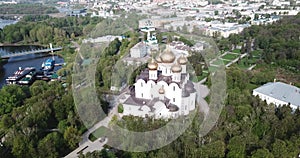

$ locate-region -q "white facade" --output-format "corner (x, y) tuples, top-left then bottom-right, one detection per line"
(122, 48), (197, 119)
(253, 82), (300, 110)
(167, 41), (190, 56)
(130, 42), (148, 58)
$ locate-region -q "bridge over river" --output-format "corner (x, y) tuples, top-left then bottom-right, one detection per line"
(0, 47), (62, 59)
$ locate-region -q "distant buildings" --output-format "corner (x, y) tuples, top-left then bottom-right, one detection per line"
(0, 0), (17, 5)
(68, 9), (87, 17)
(139, 18), (185, 29)
(251, 16), (280, 25)
(205, 23), (251, 38)
(130, 42), (148, 58)
(253, 81), (300, 110)
(167, 41), (190, 56)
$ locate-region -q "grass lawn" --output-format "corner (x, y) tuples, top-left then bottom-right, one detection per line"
(208, 65), (220, 72)
(88, 126), (108, 142)
(236, 57), (257, 70)
(236, 63), (250, 69)
(211, 59), (225, 66)
(232, 49), (241, 54)
(197, 72), (208, 81)
(251, 50), (261, 57)
(222, 53), (239, 60)
(221, 59), (231, 65)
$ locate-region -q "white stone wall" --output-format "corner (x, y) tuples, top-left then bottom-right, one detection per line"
(166, 83), (182, 106)
(189, 92), (196, 111)
(172, 72), (181, 82)
(181, 65), (187, 74)
(253, 91), (297, 110)
(160, 63), (172, 76)
(149, 70), (158, 80)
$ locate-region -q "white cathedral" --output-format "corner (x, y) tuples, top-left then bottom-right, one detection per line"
(121, 48), (197, 119)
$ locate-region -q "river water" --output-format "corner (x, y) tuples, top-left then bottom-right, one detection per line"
(0, 45), (64, 88)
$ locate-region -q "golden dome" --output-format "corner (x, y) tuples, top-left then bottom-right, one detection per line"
(156, 55), (162, 63)
(148, 59), (158, 70)
(160, 48), (175, 63)
(177, 55), (188, 65)
(159, 87), (165, 94)
(171, 63), (182, 73)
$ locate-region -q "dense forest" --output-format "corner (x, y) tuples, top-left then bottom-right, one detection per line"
(0, 15), (103, 45)
(0, 4), (58, 14)
(0, 80), (87, 157)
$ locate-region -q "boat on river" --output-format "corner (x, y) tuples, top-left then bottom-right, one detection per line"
(41, 58), (55, 71)
(6, 67), (36, 84)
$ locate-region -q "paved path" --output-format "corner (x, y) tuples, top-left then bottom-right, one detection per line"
(209, 51), (238, 67)
(247, 64), (256, 70)
(227, 52), (240, 55)
(221, 58), (231, 62)
(65, 97), (120, 158)
(71, 41), (84, 60)
(209, 51), (248, 68)
(194, 83), (210, 115)
(225, 53), (247, 67)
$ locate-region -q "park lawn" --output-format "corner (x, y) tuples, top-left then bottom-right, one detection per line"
(221, 59), (231, 65)
(232, 49), (241, 54)
(236, 57), (258, 70)
(236, 62), (250, 70)
(208, 65), (220, 72)
(211, 59), (225, 66)
(251, 50), (262, 57)
(222, 53), (239, 60)
(242, 56), (258, 65)
(197, 72), (208, 81)
(88, 126), (108, 142)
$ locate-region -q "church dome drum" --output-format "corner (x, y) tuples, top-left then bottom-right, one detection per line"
(160, 49), (176, 63)
(148, 60), (158, 70)
(177, 55), (188, 65)
(171, 63), (182, 73)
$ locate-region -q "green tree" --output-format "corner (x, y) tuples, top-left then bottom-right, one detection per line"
(227, 136), (246, 158)
(251, 148), (274, 158)
(271, 139), (288, 157)
(214, 10), (219, 15)
(64, 126), (81, 149)
(0, 85), (28, 114)
(38, 133), (63, 157)
(12, 134), (37, 158)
